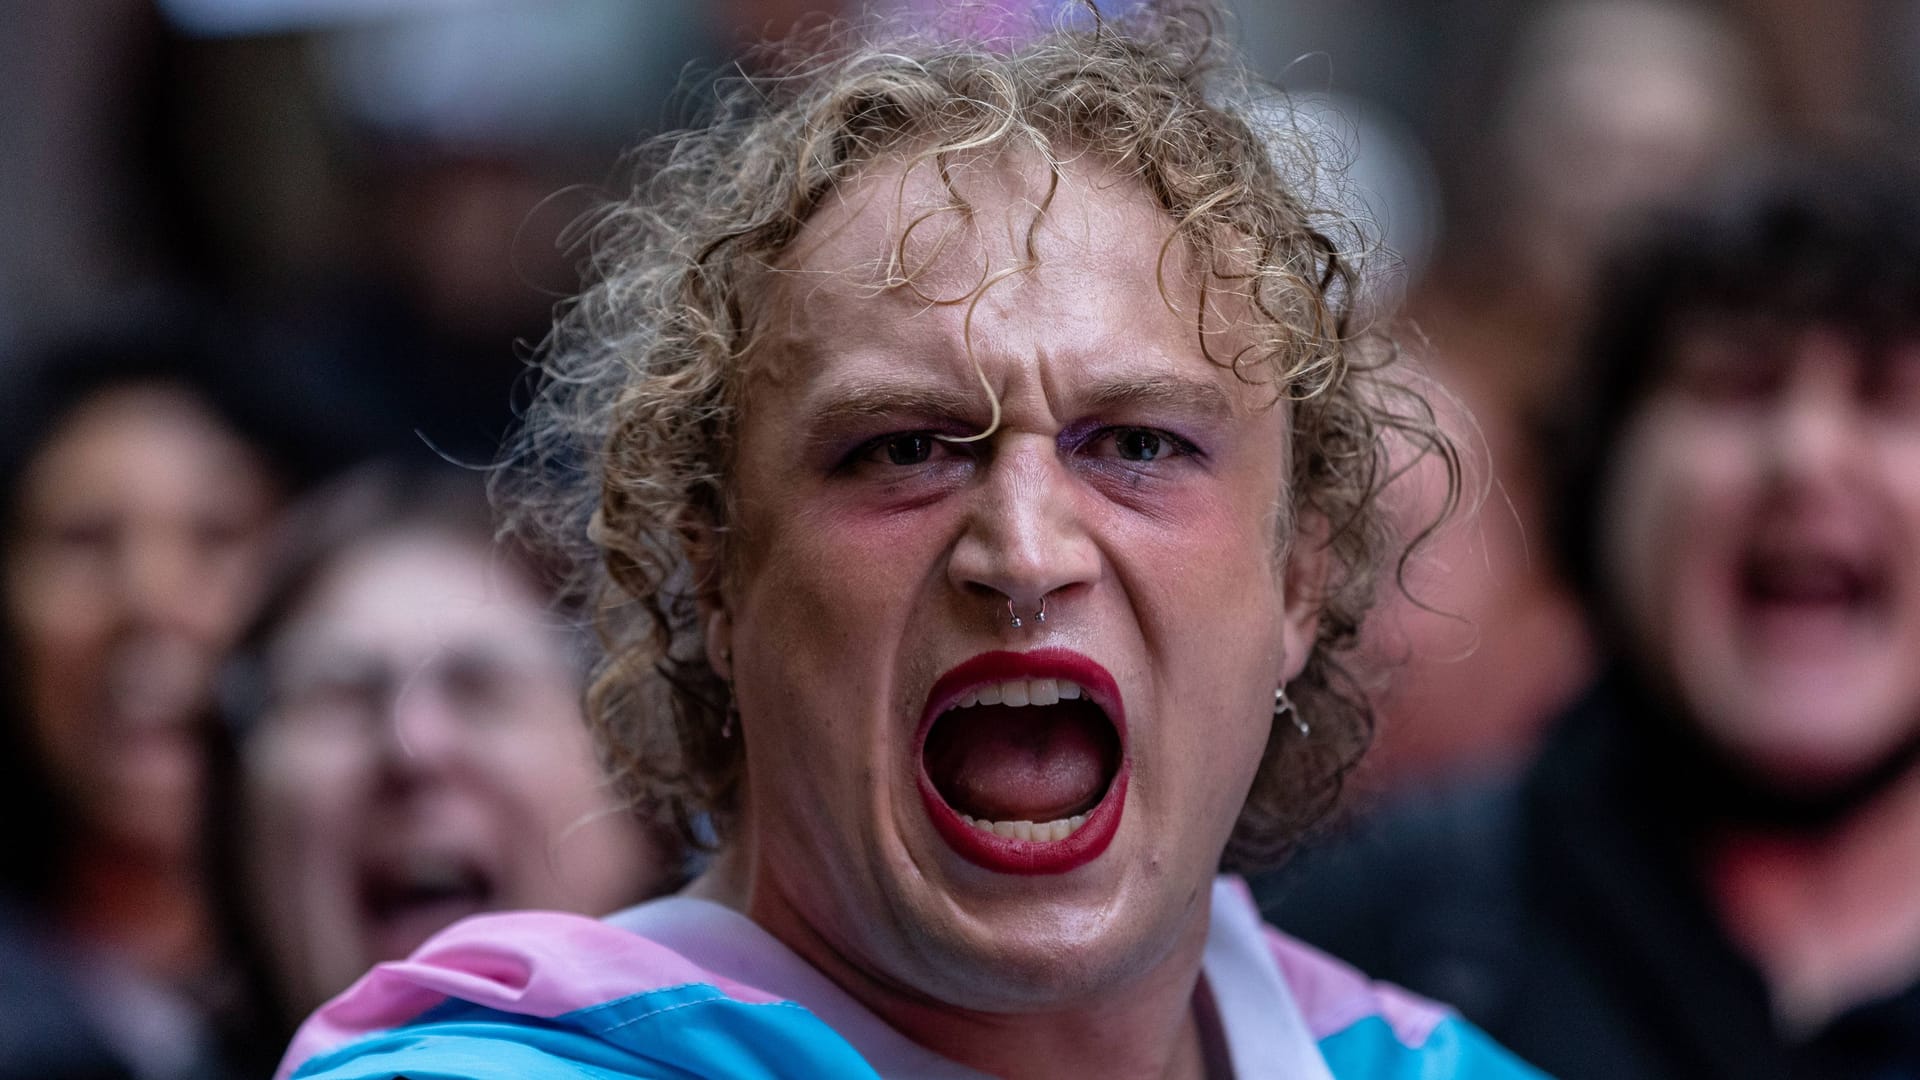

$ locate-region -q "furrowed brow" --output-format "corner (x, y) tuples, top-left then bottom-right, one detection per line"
(1080, 376), (1238, 422)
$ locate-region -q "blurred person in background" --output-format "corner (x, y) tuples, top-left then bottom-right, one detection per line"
(1354, 0), (1768, 786)
(1262, 148), (1920, 1079)
(214, 462), (679, 1058)
(0, 297), (341, 1079)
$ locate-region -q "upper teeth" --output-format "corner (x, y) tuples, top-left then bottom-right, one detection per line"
(950, 678), (1085, 710)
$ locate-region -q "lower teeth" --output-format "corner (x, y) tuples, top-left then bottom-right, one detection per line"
(958, 813), (1089, 842)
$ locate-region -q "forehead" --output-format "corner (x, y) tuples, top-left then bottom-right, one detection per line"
(749, 151), (1254, 401)
(785, 150), (1180, 296)
(291, 533), (548, 649)
(23, 385), (271, 520)
(35, 386), (248, 477)
(1662, 314), (1920, 374)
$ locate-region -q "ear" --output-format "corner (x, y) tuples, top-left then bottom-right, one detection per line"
(1277, 510), (1331, 683)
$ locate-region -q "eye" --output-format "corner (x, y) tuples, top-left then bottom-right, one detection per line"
(883, 434), (934, 465)
(48, 516), (117, 552)
(1114, 428), (1169, 461)
(849, 432), (945, 468)
(1083, 425), (1197, 464)
(437, 653), (516, 719)
(275, 669), (386, 721)
(192, 516), (254, 555)
(1669, 326), (1786, 406)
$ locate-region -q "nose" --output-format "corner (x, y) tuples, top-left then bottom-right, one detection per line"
(1763, 335), (1865, 491)
(374, 665), (467, 779)
(945, 432), (1101, 621)
(116, 521), (259, 648)
(118, 530), (206, 634)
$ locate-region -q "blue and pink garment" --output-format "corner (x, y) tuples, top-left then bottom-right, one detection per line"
(279, 878), (1546, 1079)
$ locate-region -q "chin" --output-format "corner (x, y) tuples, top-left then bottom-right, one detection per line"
(909, 914), (1172, 1012)
(1709, 661), (1908, 750)
(1713, 711), (1916, 793)
(883, 855), (1196, 1013)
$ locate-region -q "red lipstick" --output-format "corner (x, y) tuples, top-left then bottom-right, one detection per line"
(916, 649), (1128, 875)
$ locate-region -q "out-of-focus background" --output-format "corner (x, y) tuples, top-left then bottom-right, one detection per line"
(9, 0), (1918, 786)
(2, 2), (1918, 1078)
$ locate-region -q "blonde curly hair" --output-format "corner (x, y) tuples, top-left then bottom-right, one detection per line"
(498, 2), (1456, 873)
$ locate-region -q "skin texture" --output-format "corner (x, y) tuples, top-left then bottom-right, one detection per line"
(692, 154), (1325, 1079)
(6, 385), (278, 862)
(1601, 323), (1920, 791)
(241, 532), (664, 1015)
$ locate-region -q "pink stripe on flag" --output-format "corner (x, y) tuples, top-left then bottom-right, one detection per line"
(277, 909), (783, 1079)
(1263, 926), (1450, 1050)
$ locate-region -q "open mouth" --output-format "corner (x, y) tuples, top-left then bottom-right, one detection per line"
(1739, 546), (1888, 626)
(916, 649), (1128, 875)
(357, 851), (498, 960)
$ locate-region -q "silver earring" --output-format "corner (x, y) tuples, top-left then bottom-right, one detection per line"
(721, 698), (738, 740)
(1276, 686), (1308, 737)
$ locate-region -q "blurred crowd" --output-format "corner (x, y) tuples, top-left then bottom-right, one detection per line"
(2, 1), (1919, 1078)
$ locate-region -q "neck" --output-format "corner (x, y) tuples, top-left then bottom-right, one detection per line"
(890, 986), (1209, 1080)
(58, 834), (212, 986)
(780, 899), (1212, 1080)
(691, 846), (1214, 1080)
(1707, 759), (1920, 1030)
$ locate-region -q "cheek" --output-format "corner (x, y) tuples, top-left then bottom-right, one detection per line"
(1116, 486), (1286, 801)
(243, 741), (366, 959)
(726, 517), (902, 853)
(1110, 484), (1285, 647)
(497, 707), (613, 828)
(197, 534), (277, 638)
(249, 735), (365, 858)
(510, 744), (653, 906)
(17, 632), (111, 796)
(732, 500), (932, 693)
(8, 572), (104, 699)
(243, 788), (368, 1016)
(247, 718), (387, 885)
(1605, 416), (1752, 628)
(787, 496), (935, 582)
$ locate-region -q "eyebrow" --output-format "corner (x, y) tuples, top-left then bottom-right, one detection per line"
(803, 384), (987, 428)
(1080, 375), (1239, 422)
(797, 383), (991, 456)
(796, 370), (1241, 449)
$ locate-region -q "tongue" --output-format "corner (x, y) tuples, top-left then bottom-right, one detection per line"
(925, 703), (1116, 823)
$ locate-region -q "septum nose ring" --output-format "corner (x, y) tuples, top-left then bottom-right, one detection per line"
(1008, 597), (1047, 629)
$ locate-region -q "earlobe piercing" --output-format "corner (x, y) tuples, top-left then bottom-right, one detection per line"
(1276, 685), (1308, 737)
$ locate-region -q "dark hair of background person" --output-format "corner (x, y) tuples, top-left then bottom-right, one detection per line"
(0, 290), (362, 906)
(1550, 142), (1920, 643)
(204, 460), (682, 1052)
